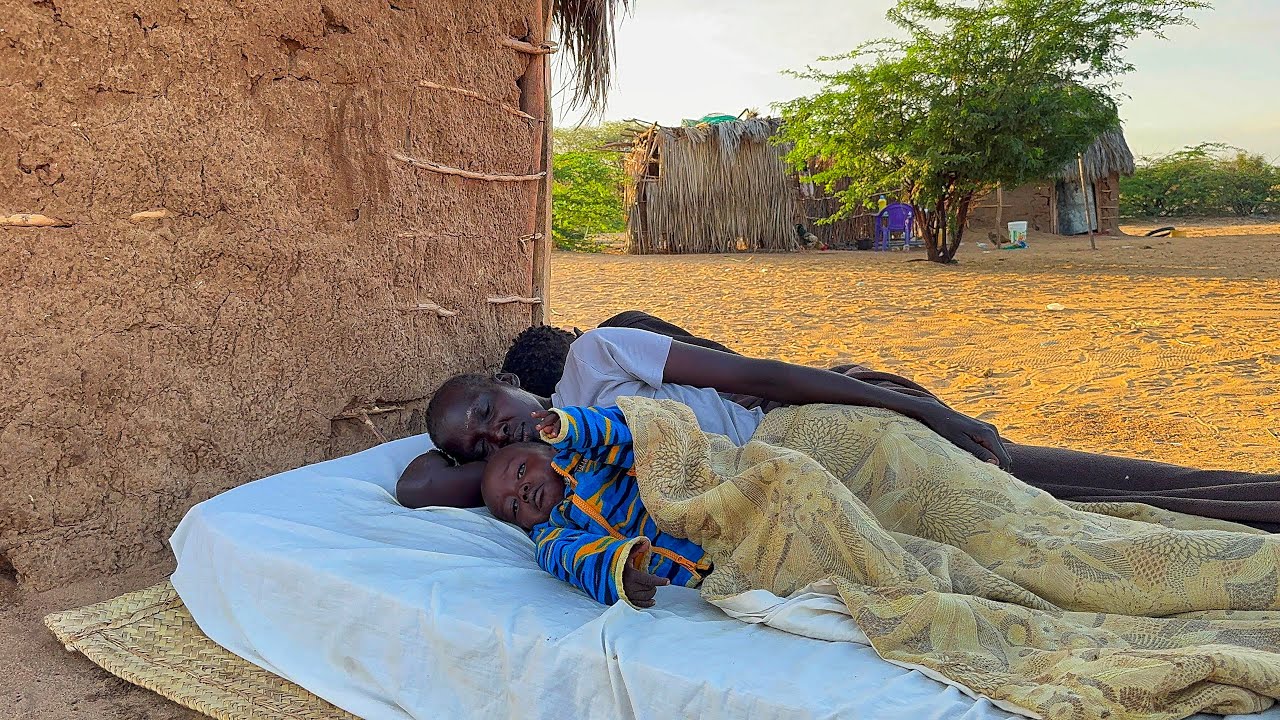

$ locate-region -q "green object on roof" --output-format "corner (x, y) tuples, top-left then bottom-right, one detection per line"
(680, 114), (739, 127)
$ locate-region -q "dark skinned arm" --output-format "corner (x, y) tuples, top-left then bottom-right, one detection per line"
(396, 449), (486, 508)
(662, 339), (1012, 469)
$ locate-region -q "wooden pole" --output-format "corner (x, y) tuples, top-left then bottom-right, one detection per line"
(1048, 182), (1058, 235)
(523, 0), (554, 325)
(1077, 153), (1096, 251)
(994, 185), (1004, 232)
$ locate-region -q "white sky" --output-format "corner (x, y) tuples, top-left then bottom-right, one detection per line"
(558, 0), (1280, 160)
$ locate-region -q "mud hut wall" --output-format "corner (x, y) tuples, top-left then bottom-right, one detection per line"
(967, 183), (1054, 233)
(1094, 174), (1121, 235)
(1, 0), (547, 589)
(626, 134), (799, 254)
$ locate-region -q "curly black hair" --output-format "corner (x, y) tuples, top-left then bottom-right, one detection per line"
(499, 324), (577, 398)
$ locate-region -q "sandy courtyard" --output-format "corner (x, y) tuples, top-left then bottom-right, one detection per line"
(550, 227), (1280, 472)
(5, 223), (1280, 719)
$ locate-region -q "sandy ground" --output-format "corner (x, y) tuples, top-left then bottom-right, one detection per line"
(2, 562), (201, 720)
(1121, 216), (1280, 238)
(552, 225), (1280, 471)
(5, 218), (1279, 719)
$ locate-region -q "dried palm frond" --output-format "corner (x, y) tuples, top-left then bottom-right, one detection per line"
(553, 0), (633, 114)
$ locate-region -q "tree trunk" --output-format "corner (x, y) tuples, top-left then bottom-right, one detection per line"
(940, 192), (973, 262)
(923, 196), (952, 264)
(914, 204), (939, 262)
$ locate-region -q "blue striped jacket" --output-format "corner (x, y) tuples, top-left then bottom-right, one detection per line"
(533, 404), (710, 606)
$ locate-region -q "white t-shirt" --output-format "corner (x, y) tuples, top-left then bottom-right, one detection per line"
(551, 327), (766, 446)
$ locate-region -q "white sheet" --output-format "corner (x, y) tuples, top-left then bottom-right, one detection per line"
(170, 434), (1280, 720)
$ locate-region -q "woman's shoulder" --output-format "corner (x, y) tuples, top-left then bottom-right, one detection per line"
(561, 327), (671, 389)
(568, 327), (671, 364)
(571, 326), (667, 352)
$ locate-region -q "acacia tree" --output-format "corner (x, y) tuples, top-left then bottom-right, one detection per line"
(777, 0), (1206, 263)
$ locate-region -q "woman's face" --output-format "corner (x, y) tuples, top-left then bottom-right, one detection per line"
(433, 380), (547, 462)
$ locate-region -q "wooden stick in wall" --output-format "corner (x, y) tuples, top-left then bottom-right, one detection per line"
(417, 80), (538, 122)
(518, 233), (543, 252)
(404, 301), (459, 317)
(502, 36), (558, 54)
(1, 213), (71, 227)
(332, 404), (406, 420)
(390, 152), (545, 182)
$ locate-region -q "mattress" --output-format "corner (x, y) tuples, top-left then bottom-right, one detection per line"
(169, 433), (1278, 720)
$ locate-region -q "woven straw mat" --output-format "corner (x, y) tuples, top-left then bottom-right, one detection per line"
(43, 581), (358, 720)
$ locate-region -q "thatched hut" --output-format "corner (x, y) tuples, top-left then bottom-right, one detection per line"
(624, 118), (795, 253)
(621, 117), (895, 254)
(966, 128), (1137, 236)
(0, 0), (623, 590)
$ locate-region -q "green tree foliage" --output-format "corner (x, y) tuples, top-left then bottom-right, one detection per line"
(1121, 144), (1279, 217)
(777, 0), (1205, 263)
(554, 122), (633, 155)
(551, 151), (626, 251)
(551, 123), (631, 251)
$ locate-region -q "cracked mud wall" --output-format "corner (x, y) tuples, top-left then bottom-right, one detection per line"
(1, 0), (547, 589)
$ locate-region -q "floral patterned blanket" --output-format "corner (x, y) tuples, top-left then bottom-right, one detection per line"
(618, 397), (1280, 720)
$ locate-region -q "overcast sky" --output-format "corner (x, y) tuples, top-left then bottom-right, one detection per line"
(558, 0), (1280, 160)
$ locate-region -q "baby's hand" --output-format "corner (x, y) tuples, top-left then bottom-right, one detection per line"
(532, 410), (561, 440)
(621, 538), (669, 608)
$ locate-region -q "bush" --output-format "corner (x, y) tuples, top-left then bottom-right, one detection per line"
(1121, 144), (1279, 217)
(551, 150), (625, 251)
(550, 123), (630, 251)
(1220, 151), (1279, 217)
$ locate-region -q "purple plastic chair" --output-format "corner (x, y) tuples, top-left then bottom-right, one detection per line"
(875, 203), (914, 250)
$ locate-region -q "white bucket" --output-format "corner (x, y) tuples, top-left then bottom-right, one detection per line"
(1008, 221), (1028, 245)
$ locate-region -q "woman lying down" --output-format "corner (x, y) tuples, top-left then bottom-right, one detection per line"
(456, 387), (1280, 719)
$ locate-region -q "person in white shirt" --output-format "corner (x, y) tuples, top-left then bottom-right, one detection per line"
(401, 326), (1007, 508)
(399, 317), (1280, 532)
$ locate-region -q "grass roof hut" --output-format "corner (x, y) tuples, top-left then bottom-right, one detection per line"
(967, 127), (1137, 236)
(622, 117), (876, 254)
(0, 0), (626, 591)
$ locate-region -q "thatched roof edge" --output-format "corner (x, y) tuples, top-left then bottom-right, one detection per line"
(649, 117), (782, 146)
(622, 117), (785, 176)
(628, 115), (1133, 186)
(1055, 127), (1136, 182)
(553, 0), (633, 114)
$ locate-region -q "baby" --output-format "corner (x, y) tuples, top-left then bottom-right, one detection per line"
(480, 404), (710, 608)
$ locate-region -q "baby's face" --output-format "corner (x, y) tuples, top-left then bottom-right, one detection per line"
(481, 442), (565, 531)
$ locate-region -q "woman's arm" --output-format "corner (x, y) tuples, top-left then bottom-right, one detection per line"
(396, 450), (486, 508)
(662, 340), (1012, 469)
